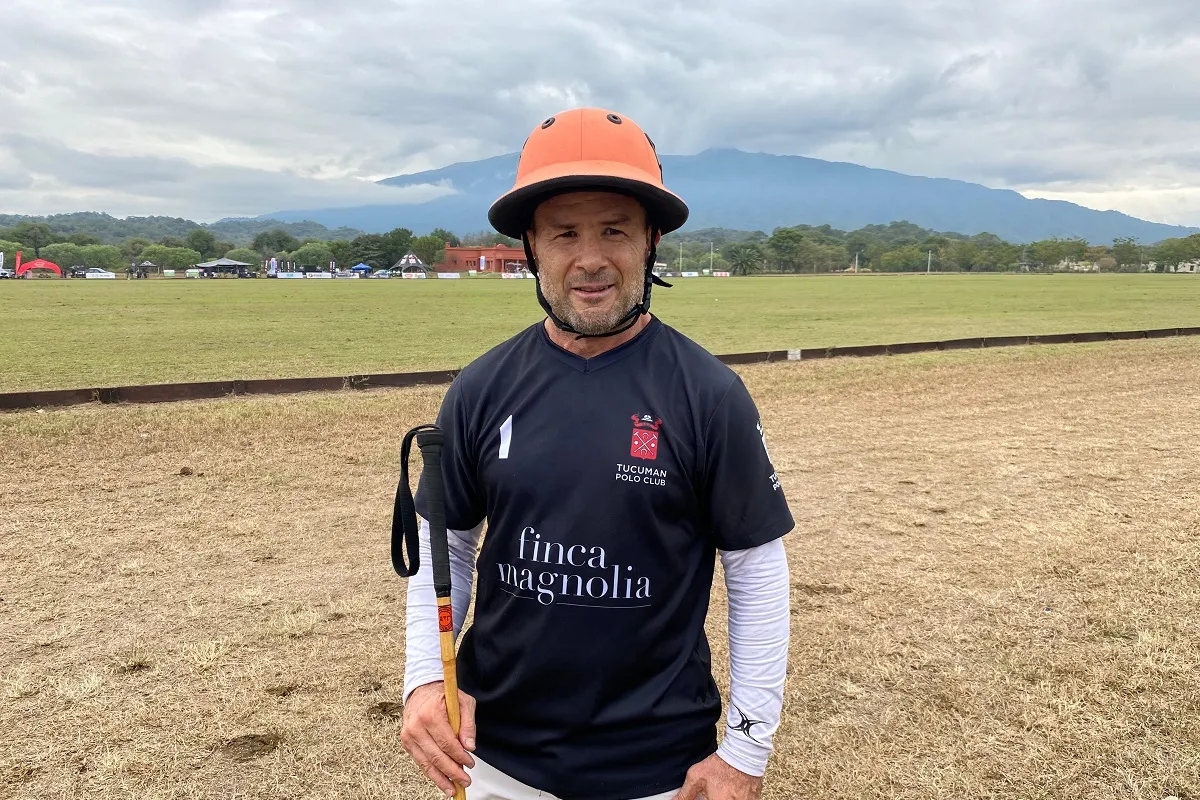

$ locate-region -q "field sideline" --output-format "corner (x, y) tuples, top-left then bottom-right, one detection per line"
(2, 273), (1199, 392)
(2, 338), (1197, 799)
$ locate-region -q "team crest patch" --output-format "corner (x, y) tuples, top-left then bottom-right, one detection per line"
(630, 414), (662, 460)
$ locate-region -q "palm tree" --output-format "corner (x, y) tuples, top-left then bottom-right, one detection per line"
(725, 242), (764, 276)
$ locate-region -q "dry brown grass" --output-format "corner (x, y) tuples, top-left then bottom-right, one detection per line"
(2, 339), (1198, 799)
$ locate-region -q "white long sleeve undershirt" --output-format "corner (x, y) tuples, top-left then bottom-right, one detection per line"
(715, 537), (790, 777)
(401, 522), (791, 778)
(403, 519), (483, 702)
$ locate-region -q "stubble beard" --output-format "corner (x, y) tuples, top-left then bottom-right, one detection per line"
(540, 269), (645, 335)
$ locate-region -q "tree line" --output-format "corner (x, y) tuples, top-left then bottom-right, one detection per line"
(0, 222), (247, 271)
(0, 220), (516, 271)
(661, 222), (1200, 275)
(248, 228), (517, 271)
(0, 212), (362, 247)
(4, 215), (1198, 274)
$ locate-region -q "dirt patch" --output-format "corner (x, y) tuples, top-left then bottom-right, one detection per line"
(366, 702), (404, 722)
(115, 660), (151, 675)
(220, 733), (282, 762)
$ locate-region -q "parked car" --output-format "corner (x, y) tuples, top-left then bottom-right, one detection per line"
(0, 266), (14, 279)
(369, 269), (392, 279)
(84, 267), (116, 279)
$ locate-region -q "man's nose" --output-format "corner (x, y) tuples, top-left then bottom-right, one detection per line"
(575, 232), (607, 272)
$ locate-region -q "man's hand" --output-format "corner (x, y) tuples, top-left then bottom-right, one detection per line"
(672, 753), (763, 800)
(400, 682), (477, 798)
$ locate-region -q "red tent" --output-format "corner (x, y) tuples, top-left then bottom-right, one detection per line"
(16, 256), (62, 276)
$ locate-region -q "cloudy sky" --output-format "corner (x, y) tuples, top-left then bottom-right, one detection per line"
(3, 0), (1200, 224)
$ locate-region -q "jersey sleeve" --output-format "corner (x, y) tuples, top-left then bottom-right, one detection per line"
(414, 377), (486, 531)
(702, 376), (794, 551)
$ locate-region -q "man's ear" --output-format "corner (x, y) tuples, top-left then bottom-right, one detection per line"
(652, 229), (661, 247)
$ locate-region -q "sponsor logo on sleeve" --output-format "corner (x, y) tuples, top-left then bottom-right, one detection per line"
(758, 420), (781, 491)
(728, 704), (766, 743)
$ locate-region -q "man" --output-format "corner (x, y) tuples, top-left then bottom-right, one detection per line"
(402, 108), (793, 800)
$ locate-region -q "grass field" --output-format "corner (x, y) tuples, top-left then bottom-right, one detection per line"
(2, 273), (1199, 392)
(2, 338), (1197, 799)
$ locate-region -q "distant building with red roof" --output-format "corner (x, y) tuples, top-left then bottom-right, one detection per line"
(438, 243), (528, 272)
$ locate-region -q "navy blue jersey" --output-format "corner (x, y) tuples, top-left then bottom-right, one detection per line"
(415, 316), (793, 800)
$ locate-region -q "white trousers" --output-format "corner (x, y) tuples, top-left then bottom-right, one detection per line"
(465, 757), (679, 800)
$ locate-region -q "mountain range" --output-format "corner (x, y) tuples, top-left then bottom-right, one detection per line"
(262, 149), (1199, 244)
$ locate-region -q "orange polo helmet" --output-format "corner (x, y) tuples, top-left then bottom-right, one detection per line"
(488, 108), (689, 238)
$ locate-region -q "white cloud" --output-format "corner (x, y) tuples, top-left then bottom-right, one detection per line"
(0, 132), (453, 219)
(1021, 187), (1200, 228)
(1, 0), (1200, 223)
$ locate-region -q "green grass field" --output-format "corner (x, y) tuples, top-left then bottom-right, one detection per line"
(2, 273), (1198, 392)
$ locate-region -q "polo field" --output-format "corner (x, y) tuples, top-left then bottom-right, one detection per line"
(2, 333), (1197, 798)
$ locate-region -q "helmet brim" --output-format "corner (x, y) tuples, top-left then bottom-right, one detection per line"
(488, 160), (689, 239)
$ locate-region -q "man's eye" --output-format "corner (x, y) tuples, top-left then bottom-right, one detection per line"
(605, 228), (626, 236)
(557, 231), (577, 239)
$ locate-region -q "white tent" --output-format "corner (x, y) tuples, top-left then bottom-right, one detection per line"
(196, 257), (253, 268)
(392, 251), (427, 271)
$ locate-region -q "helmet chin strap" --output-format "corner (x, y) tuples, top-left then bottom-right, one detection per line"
(521, 233), (671, 341)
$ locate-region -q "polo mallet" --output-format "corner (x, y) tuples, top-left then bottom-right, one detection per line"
(392, 424), (466, 800)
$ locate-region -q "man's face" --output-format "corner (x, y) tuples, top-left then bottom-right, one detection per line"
(529, 192), (654, 335)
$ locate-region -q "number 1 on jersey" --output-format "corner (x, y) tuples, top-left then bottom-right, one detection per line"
(499, 414), (513, 459)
